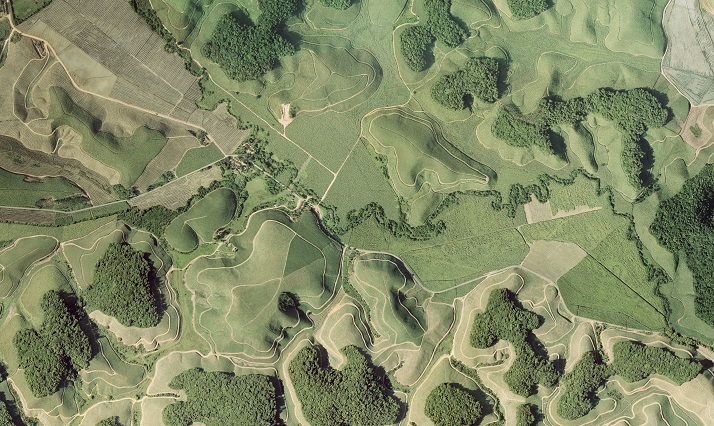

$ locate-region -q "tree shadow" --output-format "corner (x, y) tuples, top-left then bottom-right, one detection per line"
(144, 252), (168, 321)
(60, 291), (102, 358)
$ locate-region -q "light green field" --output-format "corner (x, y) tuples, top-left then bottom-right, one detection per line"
(49, 87), (168, 188)
(183, 209), (341, 357)
(346, 193), (529, 292)
(558, 256), (666, 330)
(0, 236), (58, 298)
(0, 168), (86, 209)
(165, 188), (237, 252)
(521, 207), (668, 329)
(175, 144), (224, 177)
(352, 256), (427, 345)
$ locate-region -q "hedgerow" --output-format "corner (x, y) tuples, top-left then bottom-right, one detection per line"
(612, 341), (701, 385)
(557, 351), (612, 420)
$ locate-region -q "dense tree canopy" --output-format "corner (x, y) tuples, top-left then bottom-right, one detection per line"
(84, 242), (159, 328)
(651, 164), (714, 325)
(425, 0), (467, 47)
(515, 403), (536, 426)
(506, 0), (549, 20)
(492, 88), (668, 188)
(431, 57), (500, 110)
(492, 106), (552, 153)
(164, 368), (278, 426)
(399, 0), (465, 72)
(14, 291), (92, 398)
(400, 26), (435, 72)
(95, 417), (121, 426)
(424, 383), (482, 426)
(288, 345), (400, 426)
(203, 0), (297, 81)
(556, 352), (612, 420)
(320, 0), (351, 9)
(277, 292), (298, 312)
(470, 288), (559, 396)
(118, 205), (179, 237)
(0, 404), (12, 426)
(612, 341), (701, 385)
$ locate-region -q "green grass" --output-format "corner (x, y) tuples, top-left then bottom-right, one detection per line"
(365, 109), (495, 206)
(175, 145), (224, 177)
(346, 193), (528, 292)
(0, 236), (59, 298)
(49, 87), (168, 188)
(0, 168), (86, 209)
(183, 209), (341, 356)
(11, 0), (52, 22)
(558, 256), (666, 330)
(165, 188), (237, 252)
(352, 257), (427, 344)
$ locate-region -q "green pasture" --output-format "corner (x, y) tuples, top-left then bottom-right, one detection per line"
(175, 144), (224, 177)
(352, 257), (427, 344)
(165, 188), (237, 252)
(11, 0), (52, 22)
(558, 256), (666, 330)
(49, 87), (168, 188)
(0, 236), (58, 299)
(183, 209), (341, 356)
(17, 264), (71, 329)
(347, 193), (528, 292)
(521, 207), (667, 329)
(0, 168), (86, 209)
(364, 108), (495, 214)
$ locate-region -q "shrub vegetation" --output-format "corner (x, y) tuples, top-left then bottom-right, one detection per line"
(506, 0), (549, 20)
(164, 368), (278, 426)
(399, 0), (465, 72)
(203, 0), (296, 81)
(650, 164), (714, 326)
(84, 242), (159, 328)
(556, 351), (612, 420)
(14, 291), (92, 398)
(470, 288), (559, 396)
(424, 383), (482, 426)
(431, 58), (500, 110)
(96, 417), (121, 426)
(612, 341), (701, 385)
(288, 345), (400, 426)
